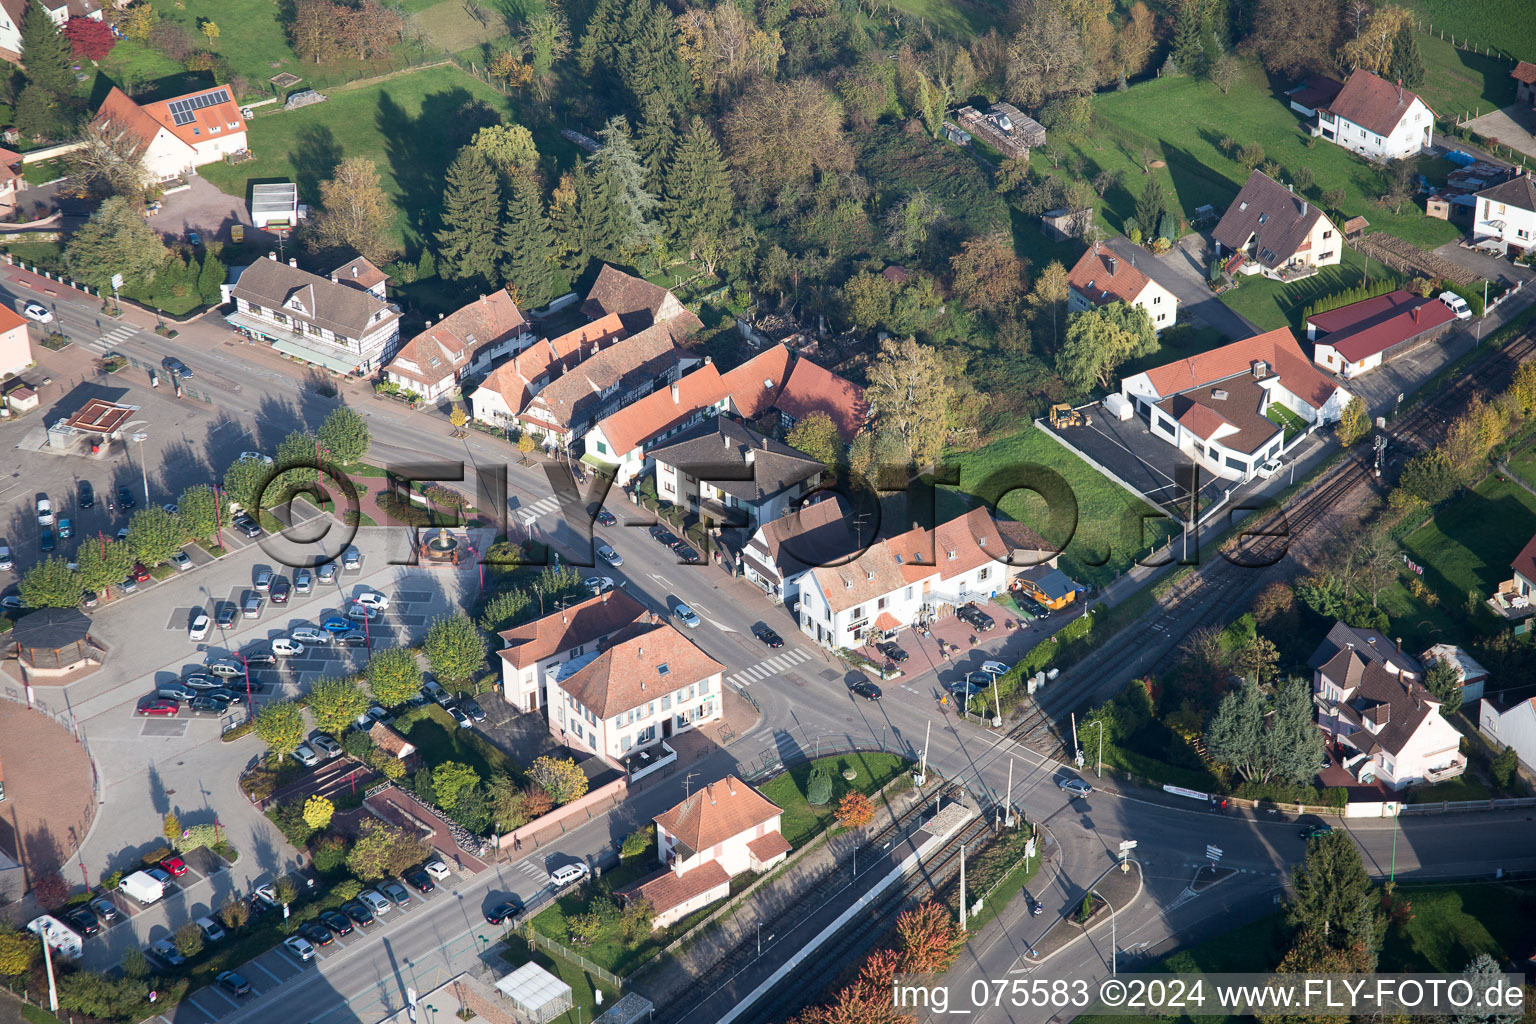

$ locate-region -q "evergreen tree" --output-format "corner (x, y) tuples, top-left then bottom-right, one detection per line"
(435, 147), (503, 287)
(633, 95), (676, 186)
(1286, 830), (1380, 966)
(1170, 5), (1205, 77)
(619, 0), (693, 119)
(551, 163), (620, 272)
(1387, 23), (1424, 89)
(662, 116), (733, 250)
(577, 0), (625, 76)
(13, 84), (61, 141)
(21, 2), (74, 98)
(589, 116), (657, 250)
(500, 172), (557, 308)
(1135, 179), (1168, 241)
(197, 248), (226, 305)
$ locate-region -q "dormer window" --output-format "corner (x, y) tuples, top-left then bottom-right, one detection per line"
(210, 125), (220, 133)
(1257, 213), (1268, 225)
(947, 550), (957, 560)
(842, 578), (853, 590)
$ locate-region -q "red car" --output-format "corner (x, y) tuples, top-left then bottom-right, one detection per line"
(160, 855), (188, 877)
(131, 563), (152, 583)
(137, 699), (179, 716)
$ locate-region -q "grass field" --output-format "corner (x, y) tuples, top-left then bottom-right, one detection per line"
(1506, 433), (1536, 487)
(1062, 61), (1463, 253)
(200, 65), (519, 251)
(879, 0), (1001, 39)
(1218, 248), (1402, 333)
(411, 0), (514, 54)
(758, 752), (909, 848)
(939, 426), (1180, 588)
(1378, 882), (1536, 971)
(398, 703), (523, 780)
(1415, 30), (1520, 118)
(1402, 0), (1536, 67)
(1407, 774), (1493, 803)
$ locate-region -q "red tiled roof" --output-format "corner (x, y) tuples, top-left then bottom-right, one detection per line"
(655, 775), (781, 853)
(94, 85), (246, 153)
(1306, 290), (1421, 334)
(746, 830), (792, 863)
(1140, 328), (1341, 411)
(872, 611), (901, 631)
(809, 543), (911, 613)
(1513, 532), (1536, 585)
(496, 589), (648, 670)
(332, 257), (389, 291)
(547, 311), (627, 362)
(1067, 243), (1155, 307)
(1320, 296), (1455, 364)
(885, 506), (1051, 584)
(0, 304), (26, 333)
(477, 339), (559, 411)
(559, 621), (725, 718)
(520, 324), (680, 431)
(90, 87), (165, 158)
(1512, 61), (1536, 85)
(721, 345), (792, 419)
(388, 291), (527, 387)
(774, 358), (868, 439)
(629, 860), (731, 915)
(593, 362), (729, 455)
(1325, 69), (1432, 137)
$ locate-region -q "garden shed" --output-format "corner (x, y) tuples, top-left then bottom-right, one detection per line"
(494, 963), (573, 1024)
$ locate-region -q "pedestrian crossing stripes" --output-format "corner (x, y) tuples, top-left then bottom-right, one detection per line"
(513, 859), (545, 879)
(89, 323), (142, 354)
(725, 646), (812, 688)
(515, 495), (563, 524)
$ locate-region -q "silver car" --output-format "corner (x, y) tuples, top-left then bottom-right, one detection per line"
(1057, 777), (1092, 798)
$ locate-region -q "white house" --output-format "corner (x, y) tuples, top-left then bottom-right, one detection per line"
(549, 620), (723, 761)
(1316, 69), (1434, 161)
(383, 291), (532, 403)
(796, 507), (1054, 650)
(0, 0), (102, 62)
(1479, 693), (1536, 776)
(90, 85), (248, 181)
(1310, 625), (1465, 791)
(740, 495), (862, 606)
(1306, 290), (1457, 379)
(1119, 328), (1353, 482)
(1066, 242), (1178, 332)
(582, 361), (733, 486)
(650, 416), (824, 532)
(228, 254), (401, 375)
(494, 589), (648, 712)
(1213, 170), (1343, 280)
(1471, 171), (1536, 257)
(624, 775), (790, 929)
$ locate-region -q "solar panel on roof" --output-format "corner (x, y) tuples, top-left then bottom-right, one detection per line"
(167, 88), (231, 126)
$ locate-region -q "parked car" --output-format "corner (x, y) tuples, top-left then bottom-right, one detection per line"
(292, 744), (320, 767)
(322, 616), (353, 634)
(422, 679), (451, 705)
(878, 642), (908, 664)
(89, 898), (118, 923)
(234, 515), (262, 538)
(1299, 823), (1335, 840)
(137, 699), (180, 716)
(238, 452), (273, 466)
(341, 900), (374, 927)
(271, 638), (305, 657)
(583, 576), (615, 596)
(674, 602), (700, 628)
(1255, 459), (1281, 480)
(57, 518), (72, 540)
(317, 562), (338, 583)
(849, 680), (883, 701)
(203, 689), (244, 706)
(297, 922), (333, 948)
(485, 898), (523, 925)
(311, 734), (342, 758)
(0, 542), (10, 571)
(188, 612), (210, 642)
(67, 907), (99, 936)
(402, 868), (434, 893)
(160, 856), (187, 877)
(596, 542), (622, 567)
(216, 604), (238, 628)
(354, 591), (390, 611)
(131, 562), (151, 583)
(35, 495), (53, 526)
(980, 660), (1010, 677)
(196, 915), (225, 941)
(187, 230), (202, 246)
(359, 889), (391, 915)
(346, 603), (380, 622)
(674, 544), (701, 564)
(290, 627), (328, 644)
(754, 625), (784, 648)
(283, 935), (316, 962)
(157, 682), (197, 703)
(650, 525), (682, 548)
(163, 357), (192, 377)
(216, 971), (250, 997)
(336, 631), (369, 648)
(171, 551), (192, 571)
(188, 695), (230, 716)
(181, 674), (223, 691)
(956, 603), (995, 631)
(461, 697), (486, 722)
(270, 577), (291, 604)
(150, 939), (186, 966)
(78, 481), (93, 509)
(118, 487), (135, 510)
(379, 881), (411, 907)
(240, 651), (277, 669)
(447, 704), (472, 728)
(318, 909), (353, 937)
(550, 862), (590, 887)
(80, 590), (98, 609)
(254, 569), (273, 592)
(207, 659), (242, 679)
(594, 507), (617, 526)
(423, 858), (450, 881)
(295, 568), (314, 593)
(342, 546), (361, 569)
(242, 593), (262, 618)
(39, 528), (53, 552)
(1439, 290), (1472, 320)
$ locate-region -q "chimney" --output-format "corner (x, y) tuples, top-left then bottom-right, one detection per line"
(1412, 306), (1419, 324)
(289, 258), (298, 268)
(352, 265), (359, 278)
(267, 251), (277, 261)
(745, 447), (755, 465)
(670, 382), (680, 403)
(726, 778), (736, 796)
(1106, 255), (1118, 276)
(1302, 200), (1308, 215)
(638, 647), (644, 657)
(1396, 636), (1403, 652)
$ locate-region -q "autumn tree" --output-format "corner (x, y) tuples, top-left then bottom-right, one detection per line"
(318, 405), (370, 465)
(422, 614), (486, 685)
(723, 77), (854, 200)
(472, 123), (539, 183)
(303, 795), (334, 831)
(1002, 0), (1092, 108)
(436, 147), (503, 287)
(522, 9), (571, 97)
(896, 902), (966, 973)
(307, 676), (370, 737)
(1336, 395), (1368, 447)
(1028, 259), (1070, 355)
(1340, 5), (1413, 76)
(864, 336), (956, 470)
(950, 231), (1027, 316)
(0, 928), (36, 976)
(348, 819), (428, 880)
(255, 700), (306, 757)
(1057, 302), (1158, 392)
(677, 3), (780, 96)
(64, 16), (115, 58)
(835, 791), (874, 830)
(65, 197), (169, 291)
(309, 157), (396, 264)
(289, 0), (401, 63)
(529, 755), (588, 805)
(786, 411), (842, 471)
(1247, 0), (1339, 76)
(366, 646), (423, 706)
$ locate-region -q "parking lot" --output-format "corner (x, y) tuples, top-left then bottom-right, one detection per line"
(1043, 412), (1228, 521)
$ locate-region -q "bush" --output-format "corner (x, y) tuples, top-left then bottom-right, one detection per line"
(807, 767), (833, 806)
(267, 800), (317, 848)
(1491, 745), (1519, 789)
(174, 920), (204, 958)
(120, 946), (149, 979)
(312, 834), (350, 875)
(333, 878), (363, 902)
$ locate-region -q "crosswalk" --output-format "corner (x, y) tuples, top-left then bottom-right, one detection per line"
(725, 646), (813, 688)
(512, 858), (547, 882)
(514, 494), (563, 526)
(88, 323), (143, 355)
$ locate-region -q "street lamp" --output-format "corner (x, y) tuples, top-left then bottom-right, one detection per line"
(131, 431), (150, 505)
(1086, 719), (1104, 778)
(232, 652), (254, 722)
(1090, 887), (1117, 976)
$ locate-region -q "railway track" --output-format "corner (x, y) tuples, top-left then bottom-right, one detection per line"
(1001, 317), (1536, 757)
(728, 814), (995, 1024)
(654, 784), (963, 1024)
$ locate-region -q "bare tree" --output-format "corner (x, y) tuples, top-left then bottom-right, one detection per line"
(71, 125), (150, 202)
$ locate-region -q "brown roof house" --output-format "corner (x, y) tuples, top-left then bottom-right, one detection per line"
(495, 589), (649, 712)
(1316, 69), (1434, 162)
(649, 415), (825, 532)
(740, 494), (864, 606)
(1213, 170), (1343, 281)
(774, 356), (869, 440)
(368, 722), (417, 762)
(1306, 289), (1456, 379)
(623, 775), (790, 929)
(383, 291), (532, 403)
(1118, 328), (1352, 483)
(230, 254), (401, 375)
(1066, 241), (1179, 332)
(90, 85), (247, 181)
(548, 620), (724, 762)
(1311, 623), (1466, 790)
(1515, 60), (1536, 107)
(581, 263), (703, 337)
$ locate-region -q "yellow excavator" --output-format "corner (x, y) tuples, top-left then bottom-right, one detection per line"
(1049, 403), (1091, 428)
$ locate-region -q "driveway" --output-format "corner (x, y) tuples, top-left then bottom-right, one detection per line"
(1104, 233), (1261, 341)
(150, 176), (270, 247)
(1465, 104), (1536, 163)
(1432, 240), (1536, 288)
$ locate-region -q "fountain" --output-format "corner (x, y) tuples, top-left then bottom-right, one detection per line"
(421, 528), (461, 564)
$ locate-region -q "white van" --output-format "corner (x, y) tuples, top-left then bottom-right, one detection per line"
(1439, 291), (1472, 320)
(549, 862), (590, 888)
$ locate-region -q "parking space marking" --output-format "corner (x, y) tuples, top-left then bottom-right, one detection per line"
(140, 720), (189, 737)
(249, 960), (284, 984)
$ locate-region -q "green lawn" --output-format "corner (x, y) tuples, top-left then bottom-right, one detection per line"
(1415, 31), (1521, 117)
(1264, 401), (1309, 441)
(1407, 775), (1493, 803)
(1393, 473), (1536, 648)
(938, 426), (1180, 588)
(1063, 61), (1463, 253)
(1402, 1), (1536, 70)
(882, 0), (1000, 39)
(1506, 436), (1536, 488)
(200, 64), (517, 252)
(1219, 247), (1401, 334)
(498, 934), (618, 1024)
(758, 752), (910, 848)
(398, 703), (523, 780)
(411, 0), (515, 54)
(1378, 883), (1536, 972)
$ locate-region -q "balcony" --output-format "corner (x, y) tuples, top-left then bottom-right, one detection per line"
(1421, 755), (1468, 785)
